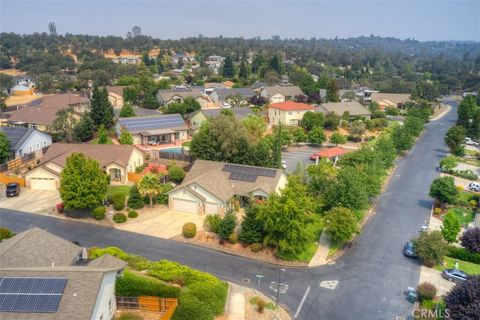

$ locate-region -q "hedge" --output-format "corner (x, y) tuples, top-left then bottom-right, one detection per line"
(116, 269), (180, 298)
(447, 246), (480, 264)
(182, 223), (196, 238)
(91, 206), (106, 220)
(172, 294), (213, 320)
(128, 211), (138, 218)
(89, 247), (128, 260)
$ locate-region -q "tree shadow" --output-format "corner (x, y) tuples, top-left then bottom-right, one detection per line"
(417, 199), (433, 209)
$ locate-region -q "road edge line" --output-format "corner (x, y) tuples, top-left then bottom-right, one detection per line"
(293, 285), (311, 319)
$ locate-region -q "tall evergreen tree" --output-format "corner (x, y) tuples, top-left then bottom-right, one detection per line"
(0, 131), (10, 163)
(273, 123), (283, 169)
(238, 59), (248, 81)
(90, 87), (114, 128)
(127, 184), (145, 209)
(326, 79), (340, 102)
(239, 203), (264, 244)
(222, 56), (235, 78)
(97, 124), (108, 144)
(73, 113), (94, 142)
(268, 54), (282, 74)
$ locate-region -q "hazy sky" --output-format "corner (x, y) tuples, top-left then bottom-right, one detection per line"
(1, 0), (479, 41)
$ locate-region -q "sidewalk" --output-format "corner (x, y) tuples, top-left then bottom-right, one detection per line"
(308, 231), (331, 267)
(226, 283), (247, 320)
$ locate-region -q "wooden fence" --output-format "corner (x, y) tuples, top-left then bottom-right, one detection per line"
(0, 172), (26, 187)
(116, 296), (177, 320)
(0, 146), (49, 173)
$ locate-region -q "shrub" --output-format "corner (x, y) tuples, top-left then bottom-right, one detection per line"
(112, 192), (126, 211)
(250, 243), (263, 253)
(417, 282), (437, 301)
(128, 211), (138, 218)
(127, 185), (144, 210)
(168, 165), (186, 183)
(113, 213), (127, 223)
(434, 208), (442, 215)
(447, 246), (480, 264)
(324, 207), (359, 244)
(89, 246), (128, 260)
(125, 255), (151, 271)
(0, 227), (13, 241)
(413, 231), (448, 266)
(429, 176), (458, 204)
(172, 294), (212, 320)
(228, 232), (238, 244)
(218, 212), (237, 240)
(116, 269), (180, 298)
(444, 275), (480, 320)
(203, 214), (222, 234)
(182, 223), (196, 238)
(91, 206), (106, 220)
(251, 296), (266, 313)
(460, 228), (480, 254)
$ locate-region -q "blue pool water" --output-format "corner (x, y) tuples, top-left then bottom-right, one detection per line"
(161, 147), (183, 154)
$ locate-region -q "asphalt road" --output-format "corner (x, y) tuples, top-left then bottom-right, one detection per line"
(0, 100), (457, 320)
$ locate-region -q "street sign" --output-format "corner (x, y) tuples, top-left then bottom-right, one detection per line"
(255, 274), (264, 285)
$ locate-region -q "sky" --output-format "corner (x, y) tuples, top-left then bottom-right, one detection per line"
(0, 0), (479, 41)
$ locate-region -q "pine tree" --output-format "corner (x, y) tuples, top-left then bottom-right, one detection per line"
(238, 60), (248, 81)
(119, 102), (135, 117)
(127, 184), (145, 209)
(73, 114), (94, 142)
(97, 124), (108, 144)
(119, 128), (133, 145)
(239, 204), (264, 244)
(90, 87), (114, 128)
(222, 56), (235, 78)
(326, 79), (340, 102)
(218, 212), (237, 240)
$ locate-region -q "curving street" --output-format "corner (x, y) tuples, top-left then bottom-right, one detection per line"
(0, 100), (457, 320)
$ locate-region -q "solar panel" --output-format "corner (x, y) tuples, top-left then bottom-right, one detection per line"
(0, 277), (67, 313)
(229, 172), (257, 182)
(223, 163), (277, 178)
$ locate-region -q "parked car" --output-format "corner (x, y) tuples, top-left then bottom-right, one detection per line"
(403, 241), (417, 258)
(442, 269), (468, 282)
(464, 137), (479, 147)
(282, 160), (287, 170)
(5, 183), (20, 197)
(468, 182), (480, 192)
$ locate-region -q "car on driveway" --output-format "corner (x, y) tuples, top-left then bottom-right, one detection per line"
(403, 241), (417, 258)
(468, 182), (480, 192)
(5, 183), (20, 197)
(464, 137), (479, 147)
(442, 269), (468, 282)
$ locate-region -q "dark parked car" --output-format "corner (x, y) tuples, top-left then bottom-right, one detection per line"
(403, 241), (417, 258)
(5, 183), (20, 197)
(442, 269), (467, 282)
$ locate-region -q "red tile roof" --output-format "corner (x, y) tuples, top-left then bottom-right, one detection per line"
(314, 147), (348, 158)
(269, 101), (314, 111)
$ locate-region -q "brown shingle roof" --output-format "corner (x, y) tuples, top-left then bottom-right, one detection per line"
(87, 254), (127, 270)
(0, 227), (83, 268)
(8, 93), (89, 126)
(107, 85), (127, 96)
(40, 143), (138, 169)
(371, 93), (411, 105)
(263, 86), (304, 97)
(318, 101), (372, 117)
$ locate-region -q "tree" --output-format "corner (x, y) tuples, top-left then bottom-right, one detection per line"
(391, 126), (413, 153)
(138, 173), (163, 207)
(373, 135), (397, 168)
(97, 124), (108, 144)
(330, 131), (347, 145)
(300, 111), (324, 131)
(268, 54), (282, 74)
(413, 231), (448, 266)
(429, 176), (458, 204)
(218, 211), (237, 241)
(242, 115), (266, 143)
(308, 126), (326, 145)
(0, 131), (10, 163)
(326, 79), (340, 102)
(222, 56), (235, 78)
(307, 158), (337, 197)
(445, 125), (466, 156)
(60, 153), (108, 209)
(0, 74), (14, 91)
(324, 207), (358, 244)
(0, 91), (7, 111)
(168, 165), (185, 182)
(324, 112), (340, 130)
(119, 128), (133, 145)
(49, 108), (78, 142)
(441, 211), (461, 244)
(457, 95), (478, 130)
(293, 128), (308, 144)
(404, 115), (424, 137)
(444, 275), (480, 320)
(349, 121), (366, 140)
(90, 87), (114, 128)
(327, 165), (370, 211)
(439, 156), (459, 171)
(48, 21), (57, 35)
(73, 114), (94, 142)
(239, 203), (264, 244)
(238, 59), (248, 81)
(460, 227), (480, 253)
(127, 184), (144, 210)
(257, 176), (315, 255)
(119, 102), (135, 117)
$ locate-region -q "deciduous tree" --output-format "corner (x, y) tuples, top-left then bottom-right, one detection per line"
(441, 211), (461, 244)
(308, 126), (326, 145)
(444, 275), (480, 320)
(445, 125), (466, 156)
(429, 176), (458, 204)
(0, 131), (10, 163)
(324, 207), (358, 244)
(119, 128), (133, 145)
(330, 131), (347, 145)
(413, 231), (448, 266)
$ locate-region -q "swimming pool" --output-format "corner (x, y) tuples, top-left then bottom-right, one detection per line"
(160, 147), (183, 154)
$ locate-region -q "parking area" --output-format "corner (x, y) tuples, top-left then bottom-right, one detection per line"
(419, 266), (455, 296)
(281, 146), (322, 174)
(0, 189), (61, 213)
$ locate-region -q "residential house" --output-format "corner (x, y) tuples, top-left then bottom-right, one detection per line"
(111, 56), (141, 64)
(0, 127), (52, 158)
(0, 227), (126, 320)
(355, 87), (378, 105)
(371, 93), (412, 109)
(168, 160), (287, 214)
(205, 55), (225, 74)
(316, 101), (372, 119)
(280, 75), (290, 86)
(106, 86), (126, 109)
(6, 93), (90, 131)
(116, 114), (189, 146)
(260, 86), (304, 103)
(209, 88), (256, 108)
(268, 101), (314, 126)
(157, 89), (210, 109)
(24, 143), (144, 190)
(187, 108), (254, 130)
(10, 77), (35, 95)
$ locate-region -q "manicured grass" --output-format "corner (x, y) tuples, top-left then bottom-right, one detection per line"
(446, 207), (475, 226)
(107, 185), (131, 198)
(435, 257), (480, 275)
(276, 214), (324, 262)
(454, 190), (477, 205)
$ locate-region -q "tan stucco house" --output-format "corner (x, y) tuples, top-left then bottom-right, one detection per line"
(168, 160), (287, 214)
(316, 101), (372, 119)
(107, 86), (126, 109)
(268, 101), (315, 126)
(157, 89), (210, 109)
(371, 92), (412, 109)
(260, 86), (304, 104)
(25, 143), (144, 190)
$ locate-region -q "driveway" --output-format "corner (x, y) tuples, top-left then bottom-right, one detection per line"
(115, 207), (204, 239)
(418, 266), (455, 296)
(0, 189), (60, 213)
(440, 173), (479, 193)
(454, 162), (480, 175)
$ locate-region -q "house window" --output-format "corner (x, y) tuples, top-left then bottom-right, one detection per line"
(43, 141), (47, 146)
(175, 132), (180, 140)
(289, 119), (297, 125)
(288, 112), (293, 115)
(36, 143), (40, 150)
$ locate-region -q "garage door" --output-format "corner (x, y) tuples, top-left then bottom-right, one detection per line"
(205, 202), (219, 215)
(172, 198), (198, 214)
(29, 178), (57, 190)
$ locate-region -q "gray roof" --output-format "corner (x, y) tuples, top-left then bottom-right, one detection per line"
(317, 101), (372, 117)
(0, 127), (47, 151)
(118, 114), (188, 134)
(0, 227), (83, 268)
(157, 89), (205, 102)
(188, 108), (253, 120)
(87, 254), (127, 270)
(213, 88), (255, 100)
(262, 86), (304, 97)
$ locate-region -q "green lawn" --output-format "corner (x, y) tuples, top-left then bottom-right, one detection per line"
(454, 190), (477, 206)
(435, 257), (480, 275)
(446, 207), (475, 226)
(276, 214), (324, 262)
(107, 185), (131, 198)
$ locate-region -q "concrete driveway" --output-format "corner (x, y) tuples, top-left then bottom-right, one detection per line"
(116, 207), (204, 239)
(0, 189), (60, 213)
(418, 266), (455, 297)
(440, 173), (480, 193)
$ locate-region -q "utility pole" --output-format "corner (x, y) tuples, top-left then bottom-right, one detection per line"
(275, 268), (285, 307)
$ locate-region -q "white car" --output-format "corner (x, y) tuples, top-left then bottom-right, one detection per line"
(465, 138), (479, 147)
(221, 102), (232, 109)
(468, 182), (480, 192)
(282, 160), (287, 170)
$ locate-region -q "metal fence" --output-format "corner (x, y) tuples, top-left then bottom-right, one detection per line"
(149, 150), (193, 162)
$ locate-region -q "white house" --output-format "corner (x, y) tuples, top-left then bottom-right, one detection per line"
(0, 127), (52, 158)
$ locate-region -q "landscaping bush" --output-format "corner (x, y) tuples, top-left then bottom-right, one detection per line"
(172, 294), (212, 320)
(116, 269), (180, 298)
(112, 192), (126, 211)
(218, 212), (237, 240)
(127, 210), (138, 218)
(0, 227), (13, 241)
(250, 243), (263, 253)
(127, 185), (144, 210)
(228, 232), (238, 244)
(434, 208), (442, 215)
(413, 231), (448, 266)
(89, 246), (128, 260)
(203, 214), (222, 234)
(113, 213), (127, 223)
(168, 165), (186, 183)
(91, 206), (106, 220)
(251, 296), (266, 313)
(447, 245), (480, 264)
(429, 176), (458, 204)
(182, 223), (196, 238)
(461, 227), (480, 253)
(443, 168), (478, 181)
(417, 282), (437, 301)
(125, 254), (151, 271)
(185, 280), (228, 316)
